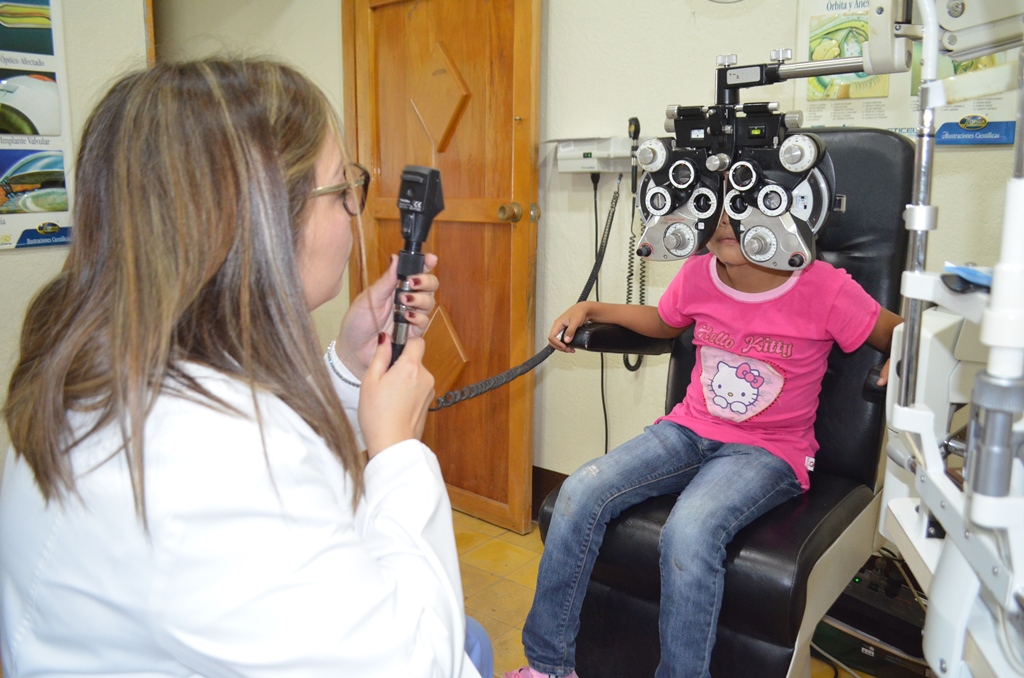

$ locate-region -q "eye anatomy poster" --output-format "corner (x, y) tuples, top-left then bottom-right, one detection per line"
(795, 0), (1018, 146)
(0, 0), (72, 249)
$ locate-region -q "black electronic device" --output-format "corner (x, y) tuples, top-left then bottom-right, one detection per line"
(392, 165), (444, 365)
(814, 555), (931, 678)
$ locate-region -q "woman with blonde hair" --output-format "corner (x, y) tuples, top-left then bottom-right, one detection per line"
(0, 58), (487, 677)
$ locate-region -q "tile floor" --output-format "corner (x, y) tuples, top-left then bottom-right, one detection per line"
(453, 509), (539, 676)
(453, 508), (877, 678)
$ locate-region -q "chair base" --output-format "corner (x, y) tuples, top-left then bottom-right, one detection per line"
(786, 491), (883, 678)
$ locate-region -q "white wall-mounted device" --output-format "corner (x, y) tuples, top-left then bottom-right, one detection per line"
(554, 137), (633, 174)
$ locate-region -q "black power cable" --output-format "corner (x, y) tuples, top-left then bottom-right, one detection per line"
(430, 174), (624, 411)
(591, 173), (609, 455)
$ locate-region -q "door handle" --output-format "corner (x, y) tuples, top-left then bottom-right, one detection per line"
(497, 202), (523, 223)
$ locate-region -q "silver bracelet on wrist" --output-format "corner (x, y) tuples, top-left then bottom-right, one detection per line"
(326, 340), (361, 388)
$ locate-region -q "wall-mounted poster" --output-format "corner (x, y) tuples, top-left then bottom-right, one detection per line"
(794, 0), (1018, 146)
(0, 0), (73, 249)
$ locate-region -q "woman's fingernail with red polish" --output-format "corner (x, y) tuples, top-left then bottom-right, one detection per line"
(377, 332), (386, 344)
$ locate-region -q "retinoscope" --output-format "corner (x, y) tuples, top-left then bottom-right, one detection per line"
(391, 165), (444, 366)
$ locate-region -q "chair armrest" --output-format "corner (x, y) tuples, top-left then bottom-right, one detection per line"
(568, 322), (674, 355)
(862, 364), (887, 404)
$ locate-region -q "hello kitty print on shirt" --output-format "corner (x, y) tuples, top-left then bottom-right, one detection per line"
(700, 346), (783, 423)
(711, 362), (764, 414)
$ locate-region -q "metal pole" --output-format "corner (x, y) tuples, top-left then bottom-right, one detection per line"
(896, 0), (941, 409)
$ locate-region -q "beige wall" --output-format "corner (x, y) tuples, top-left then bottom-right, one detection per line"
(0, 1), (151, 467)
(1, 0), (1013, 483)
(0, 0), (349, 468)
(153, 0), (349, 348)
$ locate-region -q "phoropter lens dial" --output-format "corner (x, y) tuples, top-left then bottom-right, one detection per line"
(743, 225), (778, 263)
(756, 184), (790, 217)
(663, 222), (697, 258)
(688, 186), (718, 219)
(779, 134), (821, 173)
(645, 185), (673, 217)
(668, 159), (697, 190)
(728, 160), (758, 192)
(724, 189), (752, 220)
(637, 139), (670, 173)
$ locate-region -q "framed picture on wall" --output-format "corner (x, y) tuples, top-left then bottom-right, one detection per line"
(794, 0), (1018, 147)
(0, 0), (73, 249)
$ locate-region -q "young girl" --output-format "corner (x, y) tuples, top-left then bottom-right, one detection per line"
(508, 210), (902, 678)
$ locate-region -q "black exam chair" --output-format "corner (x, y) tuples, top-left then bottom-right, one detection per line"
(538, 128), (914, 678)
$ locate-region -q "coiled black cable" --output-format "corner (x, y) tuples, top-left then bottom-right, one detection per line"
(622, 194), (647, 372)
(430, 174), (624, 411)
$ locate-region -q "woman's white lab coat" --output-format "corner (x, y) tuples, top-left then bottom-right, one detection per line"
(0, 357), (480, 678)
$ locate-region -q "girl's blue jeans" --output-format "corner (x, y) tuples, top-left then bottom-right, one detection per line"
(522, 420), (802, 678)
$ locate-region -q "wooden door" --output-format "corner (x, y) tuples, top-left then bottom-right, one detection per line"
(346, 0), (541, 533)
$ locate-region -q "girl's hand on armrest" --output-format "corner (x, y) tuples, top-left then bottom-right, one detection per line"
(876, 357), (893, 386)
(548, 302), (594, 353)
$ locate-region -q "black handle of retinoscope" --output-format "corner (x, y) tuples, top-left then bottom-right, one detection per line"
(390, 246), (426, 366)
(629, 116), (640, 195)
(390, 165), (444, 367)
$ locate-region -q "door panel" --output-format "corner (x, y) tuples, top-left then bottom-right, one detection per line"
(349, 0), (540, 532)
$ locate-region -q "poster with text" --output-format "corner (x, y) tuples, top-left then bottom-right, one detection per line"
(0, 0), (73, 249)
(795, 0), (1018, 146)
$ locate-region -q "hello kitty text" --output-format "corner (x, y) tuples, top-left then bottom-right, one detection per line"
(741, 335), (793, 359)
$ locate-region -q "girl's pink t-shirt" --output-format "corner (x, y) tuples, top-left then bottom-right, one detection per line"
(657, 254), (880, 490)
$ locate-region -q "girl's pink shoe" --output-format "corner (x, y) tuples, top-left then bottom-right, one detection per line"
(502, 669), (578, 678)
